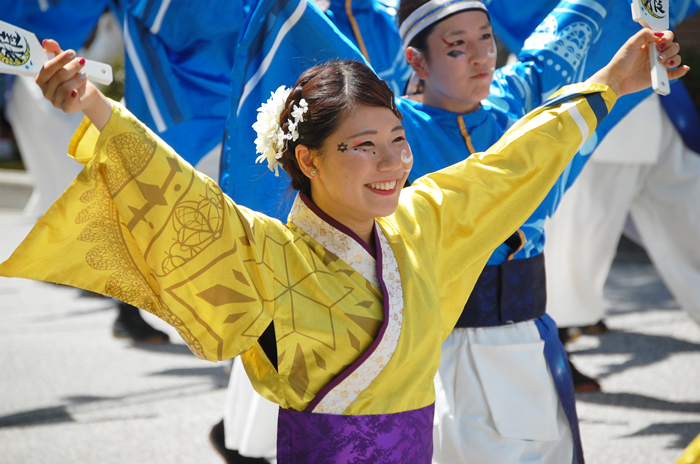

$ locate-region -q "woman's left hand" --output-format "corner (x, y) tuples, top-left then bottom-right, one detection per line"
(588, 28), (689, 97)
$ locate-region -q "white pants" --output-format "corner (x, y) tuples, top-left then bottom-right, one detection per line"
(432, 323), (573, 464)
(7, 76), (85, 218)
(544, 98), (700, 328)
(223, 357), (278, 462)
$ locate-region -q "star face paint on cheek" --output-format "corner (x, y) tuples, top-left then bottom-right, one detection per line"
(337, 142), (348, 153)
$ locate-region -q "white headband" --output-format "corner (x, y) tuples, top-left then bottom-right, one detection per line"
(399, 0), (488, 49)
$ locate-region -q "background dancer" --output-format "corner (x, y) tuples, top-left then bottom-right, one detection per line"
(393, 0), (684, 461)
(483, 0), (700, 392)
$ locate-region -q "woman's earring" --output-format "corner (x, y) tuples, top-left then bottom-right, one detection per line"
(309, 168), (318, 178)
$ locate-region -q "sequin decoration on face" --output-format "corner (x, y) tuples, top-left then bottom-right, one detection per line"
(337, 142), (348, 153)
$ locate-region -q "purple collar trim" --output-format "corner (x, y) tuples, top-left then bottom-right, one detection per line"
(305, 224), (390, 413)
(298, 192), (376, 259)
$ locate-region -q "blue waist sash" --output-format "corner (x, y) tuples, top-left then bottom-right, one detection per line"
(536, 314), (584, 464)
(277, 404), (434, 463)
(457, 253), (546, 328)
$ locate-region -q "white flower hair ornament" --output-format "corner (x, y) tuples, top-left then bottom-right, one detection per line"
(252, 85), (309, 176)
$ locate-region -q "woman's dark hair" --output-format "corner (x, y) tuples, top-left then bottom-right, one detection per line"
(397, 0), (436, 55)
(397, 0), (488, 57)
(278, 60), (401, 197)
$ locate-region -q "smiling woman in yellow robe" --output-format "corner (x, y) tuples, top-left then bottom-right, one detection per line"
(0, 30), (685, 463)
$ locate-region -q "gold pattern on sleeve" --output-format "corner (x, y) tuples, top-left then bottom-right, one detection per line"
(197, 284), (257, 306)
(102, 115), (158, 198)
(312, 350), (327, 370)
(348, 330), (361, 351)
(74, 112), (390, 406)
(345, 312), (383, 337)
(78, 115), (391, 404)
(74, 107), (268, 362)
(76, 156), (205, 359)
(156, 179), (225, 275)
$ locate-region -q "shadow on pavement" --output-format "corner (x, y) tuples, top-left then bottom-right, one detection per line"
(626, 422), (700, 449)
(0, 405), (74, 428)
(604, 263), (679, 315)
(31, 304), (116, 322)
(572, 330), (700, 378)
(149, 366), (229, 388)
(126, 342), (196, 356)
(0, 395), (118, 427)
(0, 365), (228, 428)
(577, 391), (700, 414)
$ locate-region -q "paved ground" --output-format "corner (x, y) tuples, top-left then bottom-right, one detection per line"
(0, 211), (231, 464)
(570, 250), (700, 464)
(1, 204), (699, 463)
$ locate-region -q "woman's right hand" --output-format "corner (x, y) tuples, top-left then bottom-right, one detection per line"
(36, 39), (112, 130)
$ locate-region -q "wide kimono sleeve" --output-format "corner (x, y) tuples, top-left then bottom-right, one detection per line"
(391, 83), (616, 337)
(0, 102), (282, 363)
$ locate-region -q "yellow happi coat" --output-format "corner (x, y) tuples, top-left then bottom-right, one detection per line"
(0, 83), (615, 415)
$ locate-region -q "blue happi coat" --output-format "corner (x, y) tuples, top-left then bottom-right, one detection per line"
(8, 0), (110, 51)
(112, 0), (248, 165)
(321, 0), (412, 95)
(14, 0), (251, 167)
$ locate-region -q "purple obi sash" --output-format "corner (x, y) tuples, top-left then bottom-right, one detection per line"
(277, 403), (434, 463)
